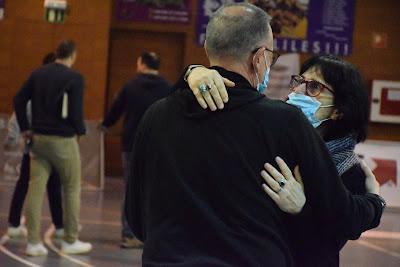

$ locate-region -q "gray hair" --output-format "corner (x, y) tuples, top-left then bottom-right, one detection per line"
(205, 3), (272, 61)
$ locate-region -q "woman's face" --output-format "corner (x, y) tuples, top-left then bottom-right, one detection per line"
(301, 67), (335, 121)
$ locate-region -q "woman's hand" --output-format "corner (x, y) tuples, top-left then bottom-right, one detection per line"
(361, 160), (380, 195)
(188, 67), (235, 111)
(261, 157), (306, 214)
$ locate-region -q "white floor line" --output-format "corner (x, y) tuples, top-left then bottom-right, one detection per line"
(0, 212), (120, 227)
(356, 239), (400, 259)
(362, 230), (400, 240)
(0, 235), (43, 267)
(43, 225), (95, 267)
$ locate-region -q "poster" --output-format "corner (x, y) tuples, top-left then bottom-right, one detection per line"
(0, 115), (104, 191)
(0, 0), (4, 20)
(355, 140), (400, 207)
(197, 0), (355, 56)
(115, 0), (191, 24)
(265, 53), (300, 100)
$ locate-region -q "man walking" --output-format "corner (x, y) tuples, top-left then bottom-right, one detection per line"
(14, 40), (91, 256)
(100, 51), (170, 248)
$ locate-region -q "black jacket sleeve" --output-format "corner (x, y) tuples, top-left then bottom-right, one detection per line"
(102, 85), (127, 128)
(14, 74), (34, 132)
(287, 109), (384, 241)
(67, 75), (86, 135)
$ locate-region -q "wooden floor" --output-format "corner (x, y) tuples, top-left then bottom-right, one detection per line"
(0, 178), (399, 267)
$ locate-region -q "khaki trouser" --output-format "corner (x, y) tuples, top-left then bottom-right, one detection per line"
(26, 134), (81, 244)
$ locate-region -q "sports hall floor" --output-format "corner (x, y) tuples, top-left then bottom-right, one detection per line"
(0, 178), (399, 267)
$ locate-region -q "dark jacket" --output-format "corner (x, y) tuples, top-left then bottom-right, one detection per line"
(14, 63), (85, 136)
(126, 67), (383, 267)
(325, 163), (368, 267)
(102, 73), (171, 152)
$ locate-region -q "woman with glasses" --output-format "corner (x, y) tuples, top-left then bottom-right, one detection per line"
(179, 54), (384, 266)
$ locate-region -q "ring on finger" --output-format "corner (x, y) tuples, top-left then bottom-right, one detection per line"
(198, 83), (208, 94)
(278, 179), (286, 188)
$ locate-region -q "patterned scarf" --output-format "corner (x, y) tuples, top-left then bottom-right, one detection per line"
(325, 135), (359, 176)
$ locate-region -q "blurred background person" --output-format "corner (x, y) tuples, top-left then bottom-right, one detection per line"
(14, 40), (91, 256)
(4, 52), (64, 239)
(99, 51), (170, 249)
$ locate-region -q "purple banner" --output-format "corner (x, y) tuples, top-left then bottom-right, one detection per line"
(197, 0), (355, 56)
(0, 0), (4, 20)
(197, 0), (242, 46)
(116, 0), (191, 24)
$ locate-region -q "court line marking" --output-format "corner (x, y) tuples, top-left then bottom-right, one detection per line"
(0, 235), (43, 267)
(356, 239), (400, 259)
(0, 212), (120, 227)
(44, 225), (95, 267)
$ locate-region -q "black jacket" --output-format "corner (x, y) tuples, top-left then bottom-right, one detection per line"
(14, 63), (85, 136)
(325, 163), (369, 267)
(102, 73), (171, 152)
(126, 67), (383, 267)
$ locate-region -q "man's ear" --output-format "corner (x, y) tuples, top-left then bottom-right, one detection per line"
(330, 108), (344, 120)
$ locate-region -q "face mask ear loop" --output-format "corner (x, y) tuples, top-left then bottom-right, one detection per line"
(252, 53), (261, 88)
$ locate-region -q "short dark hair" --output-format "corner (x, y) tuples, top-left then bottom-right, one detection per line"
(42, 52), (56, 65)
(140, 52), (160, 70)
(301, 55), (369, 143)
(56, 40), (76, 59)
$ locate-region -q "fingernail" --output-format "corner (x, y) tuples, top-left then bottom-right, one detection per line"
(275, 156), (282, 161)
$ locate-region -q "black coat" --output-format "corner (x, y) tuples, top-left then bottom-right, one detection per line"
(102, 73), (171, 151)
(126, 67), (383, 267)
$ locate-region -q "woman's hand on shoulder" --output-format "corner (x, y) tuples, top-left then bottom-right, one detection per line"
(188, 66), (235, 111)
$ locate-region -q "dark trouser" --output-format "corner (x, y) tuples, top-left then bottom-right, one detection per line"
(8, 152), (63, 229)
(121, 152), (135, 239)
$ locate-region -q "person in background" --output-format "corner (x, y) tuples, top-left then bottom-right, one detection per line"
(4, 52), (64, 239)
(183, 54), (385, 266)
(14, 40), (91, 256)
(100, 51), (170, 249)
(125, 3), (383, 266)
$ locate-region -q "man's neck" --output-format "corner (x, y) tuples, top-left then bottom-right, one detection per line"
(209, 59), (255, 87)
(55, 59), (71, 68)
(140, 69), (159, 75)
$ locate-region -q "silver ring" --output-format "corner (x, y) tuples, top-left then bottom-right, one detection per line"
(278, 179), (286, 188)
(198, 83), (208, 94)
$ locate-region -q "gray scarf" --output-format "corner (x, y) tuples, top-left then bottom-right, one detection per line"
(325, 135), (359, 176)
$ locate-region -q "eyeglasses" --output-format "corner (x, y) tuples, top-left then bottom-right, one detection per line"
(252, 47), (280, 67)
(289, 75), (334, 97)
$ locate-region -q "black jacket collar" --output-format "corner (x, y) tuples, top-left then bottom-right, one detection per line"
(176, 66), (265, 118)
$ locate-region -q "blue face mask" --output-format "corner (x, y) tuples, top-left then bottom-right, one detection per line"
(256, 66), (270, 93)
(286, 92), (333, 128)
(255, 53), (270, 93)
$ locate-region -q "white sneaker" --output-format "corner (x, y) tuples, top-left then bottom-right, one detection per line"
(54, 228), (64, 239)
(7, 225), (27, 238)
(26, 243), (48, 256)
(61, 240), (92, 254)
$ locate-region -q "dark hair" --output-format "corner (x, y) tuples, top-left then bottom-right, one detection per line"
(42, 52), (56, 65)
(141, 52), (160, 70)
(300, 55), (370, 143)
(56, 40), (76, 59)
